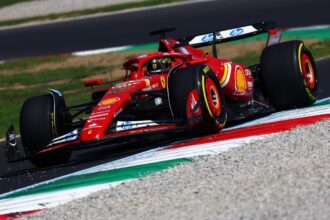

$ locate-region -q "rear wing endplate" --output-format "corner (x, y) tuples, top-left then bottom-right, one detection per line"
(175, 21), (277, 48)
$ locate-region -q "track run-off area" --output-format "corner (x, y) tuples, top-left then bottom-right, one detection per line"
(0, 97), (329, 219)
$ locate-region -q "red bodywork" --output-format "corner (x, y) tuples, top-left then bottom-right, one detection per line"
(40, 37), (255, 153)
(83, 39), (253, 141)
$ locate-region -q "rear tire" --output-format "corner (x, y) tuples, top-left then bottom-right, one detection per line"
(168, 64), (227, 135)
(20, 95), (71, 167)
(259, 40), (318, 110)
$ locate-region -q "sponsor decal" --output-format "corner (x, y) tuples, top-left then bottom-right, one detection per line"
(89, 112), (109, 119)
(47, 129), (79, 146)
(154, 97), (163, 106)
(110, 79), (149, 92)
(121, 121), (133, 130)
(143, 83), (159, 91)
(116, 120), (159, 132)
(229, 28), (244, 37)
(87, 117), (107, 122)
(111, 82), (131, 91)
(189, 26), (257, 46)
(109, 87), (128, 94)
(88, 123), (98, 128)
(99, 97), (120, 106)
(201, 33), (214, 42)
(152, 63), (158, 70)
(91, 110), (110, 115)
(161, 76), (166, 88)
(97, 105), (111, 110)
(235, 67), (247, 94)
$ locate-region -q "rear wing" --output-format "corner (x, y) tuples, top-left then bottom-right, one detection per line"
(175, 21), (279, 48)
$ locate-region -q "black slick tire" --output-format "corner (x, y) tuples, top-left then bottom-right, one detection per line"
(168, 64), (227, 135)
(259, 40), (318, 110)
(20, 95), (71, 167)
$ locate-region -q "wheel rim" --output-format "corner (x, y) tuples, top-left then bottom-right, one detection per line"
(301, 53), (316, 90)
(205, 77), (221, 117)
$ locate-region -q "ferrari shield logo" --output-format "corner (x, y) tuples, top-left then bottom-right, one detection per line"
(161, 76), (166, 88)
(152, 63), (157, 69)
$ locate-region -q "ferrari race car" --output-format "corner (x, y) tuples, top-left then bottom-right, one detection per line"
(5, 21), (318, 167)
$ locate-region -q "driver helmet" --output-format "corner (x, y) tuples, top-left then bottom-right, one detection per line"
(147, 58), (172, 74)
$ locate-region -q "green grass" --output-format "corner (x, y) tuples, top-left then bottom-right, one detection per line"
(0, 0), (33, 9)
(0, 66), (107, 85)
(232, 52), (260, 67)
(308, 40), (330, 58)
(0, 65), (110, 136)
(0, 55), (68, 72)
(0, 0), (186, 27)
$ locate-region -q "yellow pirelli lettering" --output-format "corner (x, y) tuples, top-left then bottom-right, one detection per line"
(201, 75), (213, 117)
(203, 66), (209, 74)
(298, 43), (304, 74)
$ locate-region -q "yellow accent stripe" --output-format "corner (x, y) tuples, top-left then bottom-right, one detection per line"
(298, 43), (303, 74)
(201, 75), (213, 117)
(220, 64), (228, 85)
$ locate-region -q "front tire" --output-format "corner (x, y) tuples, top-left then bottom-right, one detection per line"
(259, 40), (318, 110)
(168, 64), (227, 135)
(20, 95), (71, 167)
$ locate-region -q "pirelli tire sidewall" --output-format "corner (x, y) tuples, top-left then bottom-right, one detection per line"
(260, 40), (318, 110)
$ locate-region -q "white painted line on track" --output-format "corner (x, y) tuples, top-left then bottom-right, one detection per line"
(72, 45), (131, 56)
(0, 182), (124, 215)
(287, 25), (330, 31)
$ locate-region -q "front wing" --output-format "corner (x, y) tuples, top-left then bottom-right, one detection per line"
(4, 120), (184, 162)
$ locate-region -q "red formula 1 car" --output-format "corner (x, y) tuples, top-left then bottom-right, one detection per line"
(5, 21), (318, 166)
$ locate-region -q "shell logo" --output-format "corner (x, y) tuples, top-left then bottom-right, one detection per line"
(99, 97), (120, 106)
(235, 67), (247, 94)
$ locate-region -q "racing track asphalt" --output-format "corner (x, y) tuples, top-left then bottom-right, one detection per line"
(0, 0), (330, 60)
(0, 56), (329, 194)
